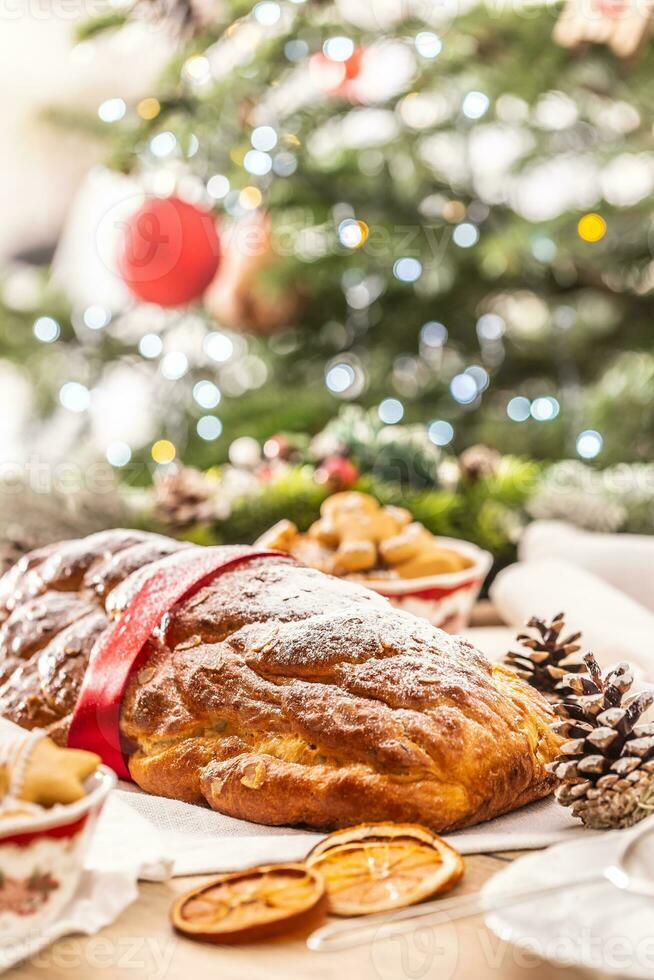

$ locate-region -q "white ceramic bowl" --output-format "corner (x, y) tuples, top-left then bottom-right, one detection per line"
(0, 766), (116, 942)
(361, 537), (493, 632)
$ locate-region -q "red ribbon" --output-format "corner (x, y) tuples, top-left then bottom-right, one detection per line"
(68, 546), (284, 779)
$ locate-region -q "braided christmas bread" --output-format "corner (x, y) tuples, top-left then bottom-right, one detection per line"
(0, 530), (560, 831)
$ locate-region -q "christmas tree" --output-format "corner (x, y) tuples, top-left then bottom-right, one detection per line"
(2, 0), (654, 480)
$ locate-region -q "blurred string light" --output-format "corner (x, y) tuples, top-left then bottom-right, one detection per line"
(285, 39), (309, 61)
(578, 213), (607, 243)
(421, 321), (448, 346)
(182, 55), (211, 85)
(554, 305), (577, 330)
(414, 32), (442, 58)
(98, 98), (126, 123)
(462, 91), (490, 120)
(151, 439), (176, 464)
(59, 382), (91, 413)
(106, 441), (132, 467)
(253, 1), (281, 25)
(428, 419), (454, 445)
(251, 126), (277, 151)
(207, 174), (230, 199)
(161, 351), (189, 380)
(465, 364), (489, 391)
(150, 132), (177, 158)
(452, 223), (479, 248)
(204, 331), (234, 362)
(33, 316), (60, 343)
(273, 152), (297, 176)
(507, 396), (531, 421)
(450, 373), (478, 404)
(576, 429), (603, 459)
(137, 97), (160, 121)
(393, 257), (422, 282)
(323, 37), (354, 61)
(531, 237), (557, 262)
(378, 398), (404, 424)
(138, 333), (163, 359)
(326, 362), (355, 393)
(325, 357), (365, 398)
(531, 396), (560, 421)
(244, 150), (272, 175)
(338, 219), (368, 249)
(443, 201), (466, 223)
(476, 313), (504, 341)
(229, 436), (261, 467)
(187, 134), (200, 158)
(193, 380), (221, 408)
(197, 416), (223, 441)
(239, 186), (263, 210)
(83, 305), (111, 330)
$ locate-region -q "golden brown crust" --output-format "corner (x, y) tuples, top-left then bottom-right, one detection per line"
(0, 531), (561, 832)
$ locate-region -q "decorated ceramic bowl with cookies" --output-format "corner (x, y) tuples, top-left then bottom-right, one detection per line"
(256, 491), (493, 632)
(0, 733), (115, 942)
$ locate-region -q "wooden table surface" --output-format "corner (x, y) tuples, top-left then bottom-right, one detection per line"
(11, 852), (593, 980)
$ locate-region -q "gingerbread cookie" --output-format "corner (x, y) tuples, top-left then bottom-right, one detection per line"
(255, 491), (473, 580)
(0, 734), (100, 808)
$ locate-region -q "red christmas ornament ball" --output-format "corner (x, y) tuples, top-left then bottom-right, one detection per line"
(315, 455), (360, 490)
(118, 196), (221, 307)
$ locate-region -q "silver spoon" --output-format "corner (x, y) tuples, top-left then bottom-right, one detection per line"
(307, 814), (654, 953)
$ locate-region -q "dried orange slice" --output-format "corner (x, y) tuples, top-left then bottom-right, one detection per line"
(306, 823), (464, 917)
(171, 863), (327, 944)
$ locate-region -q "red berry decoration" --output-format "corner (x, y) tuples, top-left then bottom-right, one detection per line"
(315, 456), (359, 490)
(118, 196), (221, 307)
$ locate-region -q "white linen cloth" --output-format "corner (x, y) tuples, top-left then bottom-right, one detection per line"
(97, 784), (583, 881)
(490, 558), (654, 676)
(520, 521), (654, 612)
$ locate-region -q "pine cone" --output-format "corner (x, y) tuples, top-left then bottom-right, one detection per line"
(548, 653), (654, 829)
(505, 612), (584, 696)
(153, 467), (220, 529)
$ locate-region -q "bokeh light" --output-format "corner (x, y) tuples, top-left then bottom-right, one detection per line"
(576, 429), (603, 459)
(33, 316), (60, 343)
(578, 213), (607, 243)
(428, 420), (454, 445)
(378, 398), (404, 424)
(151, 439), (176, 464)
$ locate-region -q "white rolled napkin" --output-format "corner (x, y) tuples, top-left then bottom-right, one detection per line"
(520, 521), (654, 612)
(491, 557), (654, 678)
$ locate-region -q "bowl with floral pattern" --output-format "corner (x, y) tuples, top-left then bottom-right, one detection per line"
(0, 766), (115, 943)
